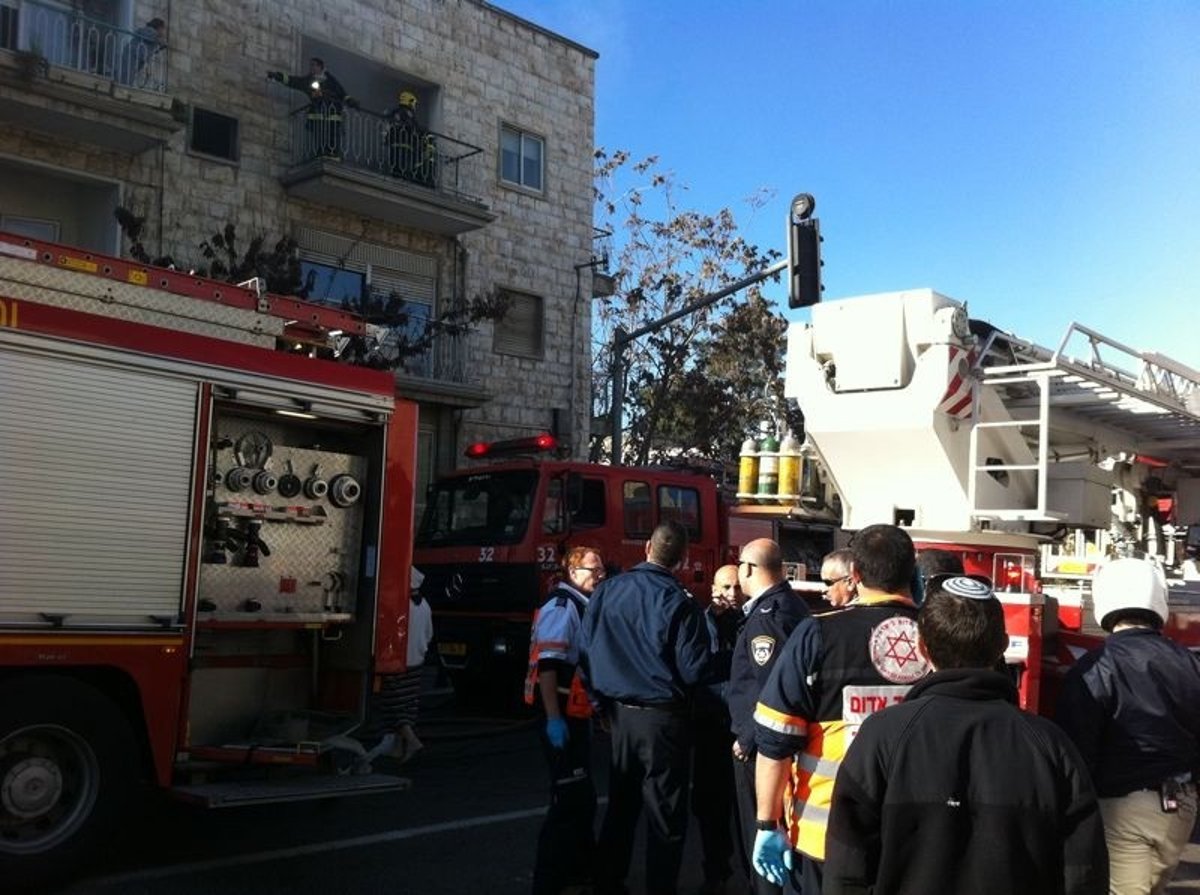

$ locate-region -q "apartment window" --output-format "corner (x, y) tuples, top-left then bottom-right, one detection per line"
(493, 289), (543, 358)
(190, 108), (239, 162)
(500, 125), (543, 191)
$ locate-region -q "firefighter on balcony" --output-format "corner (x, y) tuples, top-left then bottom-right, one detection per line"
(384, 90), (436, 187)
(267, 57), (357, 160)
(525, 545), (605, 895)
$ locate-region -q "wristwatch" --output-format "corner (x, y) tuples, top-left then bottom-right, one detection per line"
(755, 818), (780, 831)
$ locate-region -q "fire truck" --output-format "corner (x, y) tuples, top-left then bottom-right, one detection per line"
(784, 287), (1200, 711)
(413, 436), (842, 702)
(0, 232), (418, 884)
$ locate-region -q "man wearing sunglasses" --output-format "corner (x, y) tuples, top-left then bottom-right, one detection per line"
(820, 549), (856, 608)
(726, 539), (811, 895)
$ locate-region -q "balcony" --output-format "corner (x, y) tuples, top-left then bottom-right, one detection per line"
(363, 323), (490, 408)
(278, 105), (496, 236)
(0, 0), (180, 152)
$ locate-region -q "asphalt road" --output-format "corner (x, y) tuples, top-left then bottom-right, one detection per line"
(43, 672), (1200, 895)
(51, 675), (745, 895)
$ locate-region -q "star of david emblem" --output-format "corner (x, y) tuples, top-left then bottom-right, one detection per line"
(882, 629), (919, 666)
(869, 616), (928, 684)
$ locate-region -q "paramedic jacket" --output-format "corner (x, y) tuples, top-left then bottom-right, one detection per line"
(579, 561), (726, 707)
(727, 580), (810, 754)
(1056, 626), (1200, 797)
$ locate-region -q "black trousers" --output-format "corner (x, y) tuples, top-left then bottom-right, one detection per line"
(596, 702), (692, 895)
(691, 709), (736, 882)
(532, 717), (596, 895)
(733, 752), (783, 895)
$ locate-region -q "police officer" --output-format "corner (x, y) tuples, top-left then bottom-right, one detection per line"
(752, 524), (928, 894)
(691, 564), (743, 894)
(526, 545), (605, 895)
(726, 539), (810, 895)
(1056, 558), (1200, 894)
(580, 520), (724, 895)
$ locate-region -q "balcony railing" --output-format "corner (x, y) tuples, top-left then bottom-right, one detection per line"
(15, 0), (168, 92)
(365, 325), (468, 384)
(287, 105), (486, 203)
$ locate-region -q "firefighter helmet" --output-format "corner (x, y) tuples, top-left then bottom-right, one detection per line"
(398, 90), (418, 109)
(1091, 557), (1168, 631)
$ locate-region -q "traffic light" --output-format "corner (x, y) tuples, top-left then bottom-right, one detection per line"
(788, 193), (823, 309)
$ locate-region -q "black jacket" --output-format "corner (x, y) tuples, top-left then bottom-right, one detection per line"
(727, 580), (809, 752)
(1056, 626), (1200, 797)
(825, 669), (1108, 895)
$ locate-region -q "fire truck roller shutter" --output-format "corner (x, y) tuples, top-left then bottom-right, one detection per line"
(0, 346), (197, 627)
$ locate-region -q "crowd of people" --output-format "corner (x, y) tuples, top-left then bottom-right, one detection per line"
(522, 522), (1200, 895)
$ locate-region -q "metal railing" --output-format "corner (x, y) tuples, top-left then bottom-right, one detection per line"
(17, 0), (168, 92)
(368, 324), (469, 383)
(287, 105), (486, 203)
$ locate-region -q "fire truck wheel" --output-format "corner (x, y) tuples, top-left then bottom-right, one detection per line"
(0, 676), (138, 886)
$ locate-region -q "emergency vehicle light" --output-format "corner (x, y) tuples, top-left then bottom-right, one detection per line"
(463, 433), (558, 459)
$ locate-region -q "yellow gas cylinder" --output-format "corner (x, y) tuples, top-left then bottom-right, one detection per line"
(757, 432), (779, 502)
(777, 431), (801, 504)
(737, 436), (759, 499)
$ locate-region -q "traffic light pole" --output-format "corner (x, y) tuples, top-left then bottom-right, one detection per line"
(608, 258), (788, 465)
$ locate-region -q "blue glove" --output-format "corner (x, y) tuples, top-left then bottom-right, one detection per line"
(752, 827), (793, 887)
(545, 717), (569, 750)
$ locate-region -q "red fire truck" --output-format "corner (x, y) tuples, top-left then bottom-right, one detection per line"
(0, 233), (418, 884)
(413, 436), (841, 702)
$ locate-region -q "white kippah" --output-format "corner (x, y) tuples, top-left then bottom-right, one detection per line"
(941, 576), (994, 601)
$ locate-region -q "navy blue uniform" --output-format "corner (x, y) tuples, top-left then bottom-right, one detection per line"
(1056, 627), (1200, 797)
(726, 580), (810, 895)
(580, 561), (721, 895)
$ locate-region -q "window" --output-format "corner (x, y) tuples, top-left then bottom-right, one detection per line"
(190, 108), (240, 162)
(500, 125), (543, 191)
(298, 261), (365, 308)
(623, 481), (652, 539)
(0, 215), (59, 242)
(659, 485), (701, 540)
(493, 289), (543, 358)
(572, 479), (607, 528)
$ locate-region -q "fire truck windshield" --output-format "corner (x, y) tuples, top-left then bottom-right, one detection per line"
(416, 470), (538, 546)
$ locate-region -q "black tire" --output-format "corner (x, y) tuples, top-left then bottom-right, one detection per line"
(0, 675), (138, 891)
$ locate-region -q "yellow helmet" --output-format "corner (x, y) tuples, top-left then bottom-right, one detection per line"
(398, 90), (417, 109)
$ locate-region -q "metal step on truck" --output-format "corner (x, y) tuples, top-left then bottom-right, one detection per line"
(0, 232), (419, 886)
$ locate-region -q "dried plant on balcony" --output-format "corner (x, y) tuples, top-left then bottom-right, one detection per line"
(335, 287), (512, 372)
(113, 207), (510, 372)
(14, 48), (50, 82)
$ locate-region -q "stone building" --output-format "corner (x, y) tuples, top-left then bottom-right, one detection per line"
(0, 0), (599, 504)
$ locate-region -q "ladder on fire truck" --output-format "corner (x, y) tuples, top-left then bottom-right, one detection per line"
(0, 230), (363, 349)
(967, 320), (1200, 522)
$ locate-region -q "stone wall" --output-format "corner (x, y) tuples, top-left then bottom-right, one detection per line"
(0, 0), (597, 462)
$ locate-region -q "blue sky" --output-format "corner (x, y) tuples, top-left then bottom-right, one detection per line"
(497, 1), (1199, 366)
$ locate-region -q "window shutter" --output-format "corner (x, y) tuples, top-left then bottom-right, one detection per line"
(493, 291), (543, 357)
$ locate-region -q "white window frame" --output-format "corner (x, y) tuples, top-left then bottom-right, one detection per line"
(499, 124), (544, 193)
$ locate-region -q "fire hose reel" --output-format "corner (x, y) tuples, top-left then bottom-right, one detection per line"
(304, 464), (329, 499)
(328, 474), (361, 508)
(225, 467), (255, 492)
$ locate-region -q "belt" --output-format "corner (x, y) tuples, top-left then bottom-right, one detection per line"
(616, 699), (688, 713)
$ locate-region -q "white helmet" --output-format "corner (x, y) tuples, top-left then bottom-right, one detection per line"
(1091, 558), (1168, 631)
